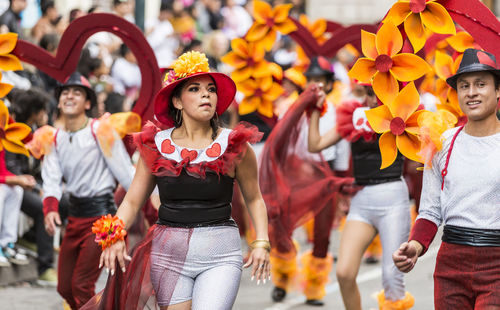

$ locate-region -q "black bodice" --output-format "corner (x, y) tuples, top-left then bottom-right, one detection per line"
(155, 170), (235, 227)
(351, 136), (404, 185)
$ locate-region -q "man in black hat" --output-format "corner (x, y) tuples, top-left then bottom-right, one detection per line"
(41, 72), (135, 309)
(393, 48), (500, 309)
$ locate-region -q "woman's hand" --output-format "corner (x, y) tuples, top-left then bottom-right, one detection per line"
(243, 247), (270, 285)
(315, 83), (326, 109)
(99, 240), (132, 275)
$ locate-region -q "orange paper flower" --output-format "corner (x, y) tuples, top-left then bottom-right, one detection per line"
(384, 0), (456, 52)
(348, 22), (431, 105)
(445, 31), (475, 52)
(365, 82), (425, 169)
(417, 109), (457, 167)
(221, 38), (271, 82)
(299, 14), (327, 43)
(0, 100), (30, 156)
(26, 125), (57, 159)
(0, 33), (22, 71)
(433, 50), (462, 101)
(246, 0), (297, 51)
(238, 76), (283, 117)
(92, 214), (127, 250)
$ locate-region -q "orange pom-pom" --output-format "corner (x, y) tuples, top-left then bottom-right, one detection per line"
(92, 214), (127, 250)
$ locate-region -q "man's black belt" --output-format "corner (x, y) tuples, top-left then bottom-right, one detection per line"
(68, 193), (116, 218)
(355, 176), (402, 186)
(443, 225), (500, 247)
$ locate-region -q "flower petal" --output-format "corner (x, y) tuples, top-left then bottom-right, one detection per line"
(263, 83), (283, 101)
(365, 105), (392, 133)
(231, 66), (252, 82)
(221, 52), (247, 69)
(361, 30), (378, 59)
(347, 58), (376, 83)
(239, 96), (259, 115)
(1, 139), (29, 157)
(250, 42), (266, 62)
(237, 79), (257, 96)
(376, 22), (403, 57)
(275, 18), (297, 35)
(5, 122), (31, 141)
(269, 62), (283, 80)
(379, 131), (398, 169)
(404, 13), (426, 53)
(0, 54), (22, 71)
(0, 82), (13, 98)
(396, 132), (422, 163)
(230, 38), (249, 58)
(433, 50), (453, 80)
(253, 0), (272, 23)
(258, 76), (274, 91)
(0, 33), (18, 55)
(311, 19), (327, 38)
(446, 32), (474, 52)
(273, 3), (293, 23)
(384, 1), (411, 26)
(252, 61), (273, 79)
(406, 109), (427, 127)
(260, 28), (277, 51)
(0, 100), (8, 129)
(246, 23), (269, 42)
(372, 71), (399, 105)
(390, 53), (430, 81)
(388, 82), (420, 121)
(257, 99), (275, 118)
(421, 2), (456, 35)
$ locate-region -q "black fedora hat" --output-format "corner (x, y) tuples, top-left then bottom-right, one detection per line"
(446, 48), (500, 90)
(55, 72), (97, 108)
(304, 56), (334, 81)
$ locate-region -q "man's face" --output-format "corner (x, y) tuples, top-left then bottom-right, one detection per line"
(58, 86), (90, 117)
(456, 71), (500, 122)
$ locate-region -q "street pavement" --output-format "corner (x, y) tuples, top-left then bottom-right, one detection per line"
(0, 228), (441, 310)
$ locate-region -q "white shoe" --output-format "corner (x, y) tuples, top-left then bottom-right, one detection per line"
(4, 244), (30, 265)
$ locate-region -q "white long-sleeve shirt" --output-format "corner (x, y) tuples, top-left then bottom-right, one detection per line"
(42, 120), (135, 201)
(417, 127), (500, 229)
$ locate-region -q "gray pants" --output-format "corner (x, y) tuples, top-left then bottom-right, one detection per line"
(0, 184), (23, 247)
(151, 225), (243, 309)
(346, 179), (411, 301)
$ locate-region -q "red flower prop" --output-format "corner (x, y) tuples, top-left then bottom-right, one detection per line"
(92, 214), (127, 250)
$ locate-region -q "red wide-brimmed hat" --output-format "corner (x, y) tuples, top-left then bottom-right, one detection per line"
(154, 51), (236, 127)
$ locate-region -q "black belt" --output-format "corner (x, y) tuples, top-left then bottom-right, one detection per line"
(443, 225), (500, 247)
(355, 176), (401, 186)
(68, 193), (116, 218)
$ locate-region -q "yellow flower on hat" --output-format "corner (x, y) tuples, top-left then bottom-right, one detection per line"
(221, 38), (271, 82)
(0, 100), (31, 157)
(348, 22), (431, 105)
(237, 76), (283, 118)
(365, 82), (425, 169)
(384, 0), (456, 52)
(0, 33), (22, 71)
(245, 0), (297, 51)
(170, 51), (210, 80)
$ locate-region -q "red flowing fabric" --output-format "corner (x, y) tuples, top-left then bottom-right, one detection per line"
(259, 84), (355, 257)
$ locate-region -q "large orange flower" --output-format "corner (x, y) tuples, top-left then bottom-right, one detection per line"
(433, 50), (462, 101)
(237, 76), (283, 117)
(445, 31), (475, 52)
(348, 22), (430, 105)
(221, 38), (271, 82)
(0, 100), (31, 156)
(365, 82), (425, 169)
(384, 0), (456, 52)
(246, 0), (297, 51)
(0, 33), (22, 71)
(437, 88), (465, 122)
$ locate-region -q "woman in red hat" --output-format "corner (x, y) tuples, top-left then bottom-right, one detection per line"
(83, 51), (270, 310)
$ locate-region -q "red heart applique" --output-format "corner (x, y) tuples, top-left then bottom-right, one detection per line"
(161, 139), (175, 154)
(12, 13), (161, 122)
(356, 118), (364, 126)
(181, 149), (198, 161)
(206, 143), (221, 158)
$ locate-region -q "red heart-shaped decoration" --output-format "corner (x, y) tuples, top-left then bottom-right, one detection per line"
(181, 149), (198, 161)
(206, 142), (221, 158)
(12, 13), (161, 122)
(288, 17), (378, 58)
(161, 139), (175, 154)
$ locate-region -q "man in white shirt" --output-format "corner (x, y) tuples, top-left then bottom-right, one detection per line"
(393, 48), (500, 309)
(42, 72), (135, 309)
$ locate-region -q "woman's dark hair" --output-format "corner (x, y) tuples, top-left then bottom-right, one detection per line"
(168, 78), (220, 140)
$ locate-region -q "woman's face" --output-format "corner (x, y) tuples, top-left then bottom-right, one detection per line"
(173, 75), (218, 123)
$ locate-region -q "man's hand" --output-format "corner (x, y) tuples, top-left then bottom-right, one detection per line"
(44, 211), (61, 236)
(315, 83), (326, 109)
(392, 241), (423, 273)
(6, 175), (36, 189)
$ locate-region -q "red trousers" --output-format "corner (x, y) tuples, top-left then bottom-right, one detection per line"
(57, 216), (102, 309)
(312, 200), (335, 258)
(434, 242), (500, 310)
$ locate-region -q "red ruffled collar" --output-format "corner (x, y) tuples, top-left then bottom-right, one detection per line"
(133, 121), (263, 178)
(336, 100), (377, 142)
